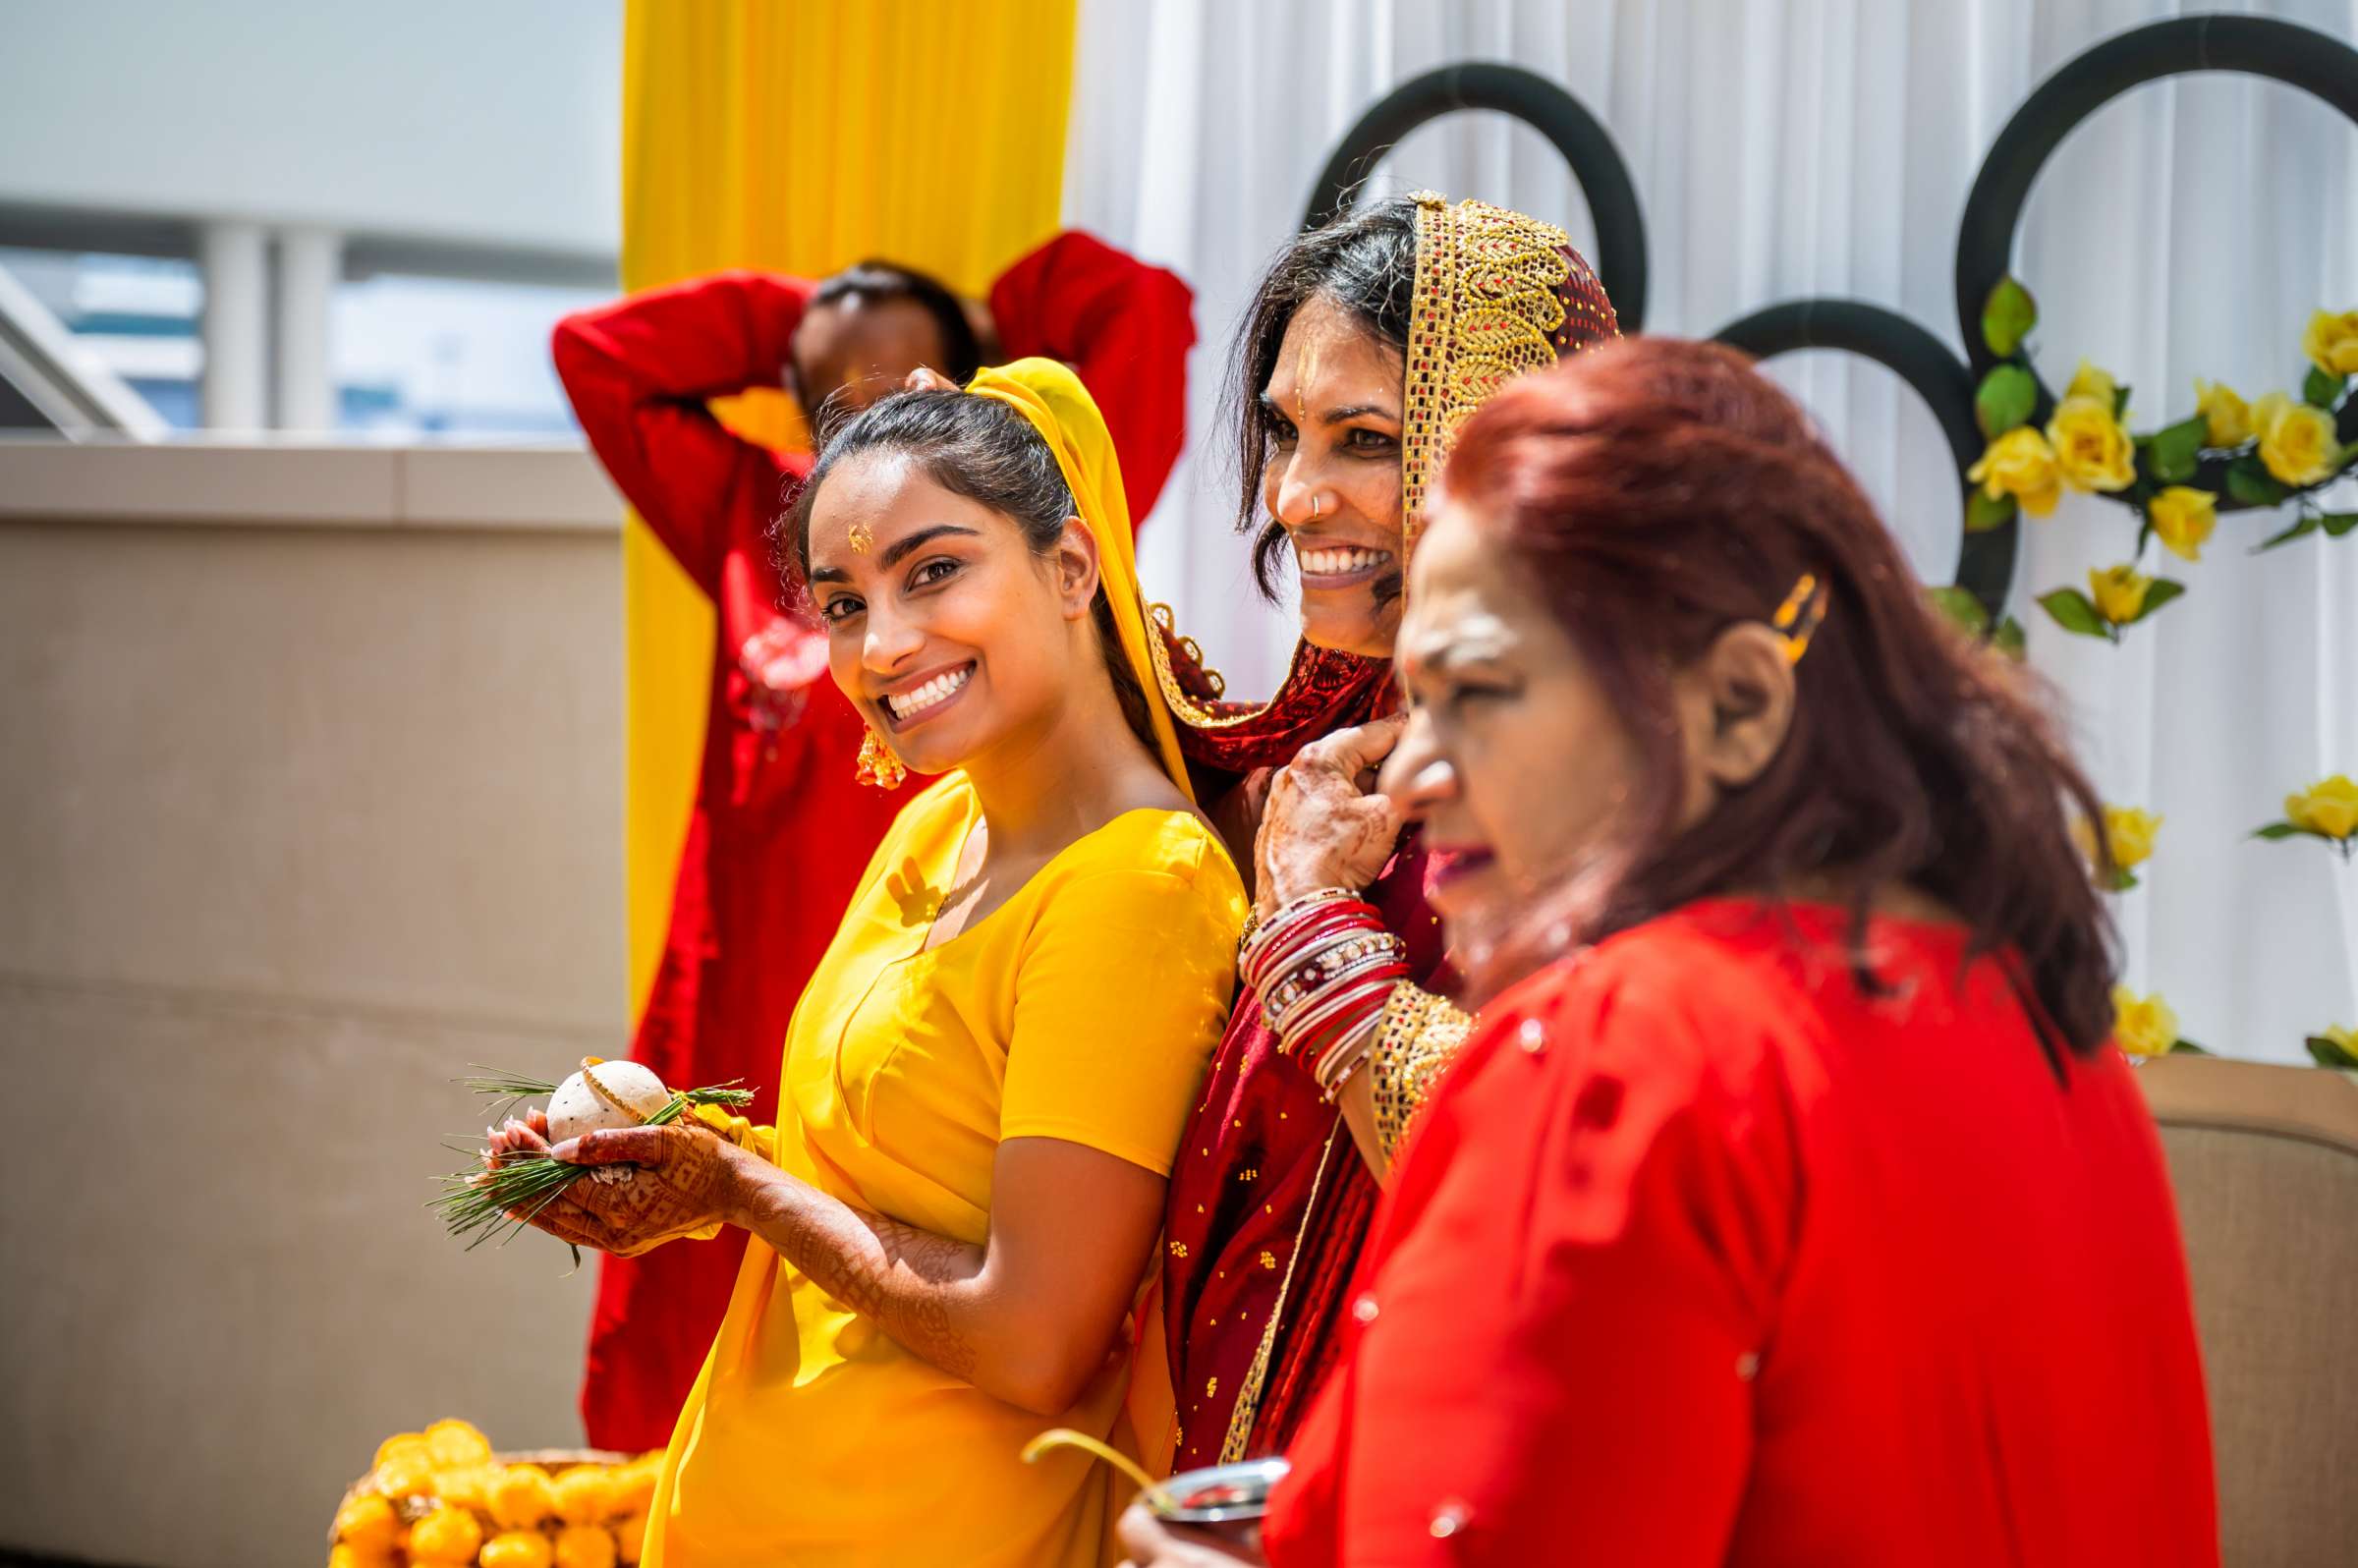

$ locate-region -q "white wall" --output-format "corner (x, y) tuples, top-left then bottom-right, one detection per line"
(0, 441), (628, 1567)
(0, 0), (621, 254)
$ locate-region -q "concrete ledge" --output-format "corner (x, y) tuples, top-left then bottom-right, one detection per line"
(0, 436), (624, 531)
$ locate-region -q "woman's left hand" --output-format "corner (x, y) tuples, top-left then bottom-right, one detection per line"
(528, 1122), (762, 1258)
(1255, 713), (1407, 915)
(1115, 1502), (1267, 1567)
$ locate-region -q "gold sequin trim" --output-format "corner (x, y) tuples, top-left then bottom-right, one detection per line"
(1402, 193), (1572, 556)
(1369, 981), (1475, 1165)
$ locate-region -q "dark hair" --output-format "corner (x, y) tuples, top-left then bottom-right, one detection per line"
(812, 260), (982, 380)
(1443, 338), (2117, 1062)
(782, 389), (1156, 755)
(1225, 196), (1419, 596)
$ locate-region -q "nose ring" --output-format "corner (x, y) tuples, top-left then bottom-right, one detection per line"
(1309, 493), (1323, 521)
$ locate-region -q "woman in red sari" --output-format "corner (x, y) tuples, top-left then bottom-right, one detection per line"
(1150, 193), (1618, 1471)
(1123, 338), (2217, 1565)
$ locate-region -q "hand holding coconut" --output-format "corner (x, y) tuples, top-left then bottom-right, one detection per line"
(437, 1058), (758, 1256)
(517, 1122), (757, 1257)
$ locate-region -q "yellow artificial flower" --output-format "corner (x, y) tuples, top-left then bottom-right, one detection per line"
(2066, 359), (2119, 407)
(332, 1494), (400, 1555)
(2111, 985), (2180, 1058)
(2285, 774), (2358, 840)
(2194, 379), (2253, 447)
(490, 1464), (559, 1531)
(423, 1418), (492, 1467)
(2253, 391), (2338, 487)
(2047, 394), (2138, 492)
(555, 1524), (620, 1568)
(614, 1513), (648, 1567)
(553, 1466), (616, 1525)
(2147, 486), (2217, 563)
(2303, 308), (2358, 377)
(1968, 425), (2063, 516)
(481, 1531), (557, 1568)
(2088, 564), (2153, 626)
(408, 1505), (484, 1564)
(2073, 806), (2162, 877)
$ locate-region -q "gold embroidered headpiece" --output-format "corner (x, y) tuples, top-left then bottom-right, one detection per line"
(1146, 193), (1620, 750)
(1401, 193), (1613, 555)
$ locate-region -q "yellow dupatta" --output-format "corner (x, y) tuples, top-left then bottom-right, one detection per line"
(964, 358), (1196, 802)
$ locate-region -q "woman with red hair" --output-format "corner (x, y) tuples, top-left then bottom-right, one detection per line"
(1122, 338), (2217, 1566)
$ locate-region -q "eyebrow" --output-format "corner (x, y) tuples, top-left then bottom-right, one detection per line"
(1257, 393), (1402, 425)
(808, 522), (982, 584)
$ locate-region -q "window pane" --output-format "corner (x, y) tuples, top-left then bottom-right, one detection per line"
(0, 247), (202, 429)
(332, 273), (607, 437)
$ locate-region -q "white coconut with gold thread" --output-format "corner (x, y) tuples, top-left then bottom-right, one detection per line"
(544, 1057), (671, 1142)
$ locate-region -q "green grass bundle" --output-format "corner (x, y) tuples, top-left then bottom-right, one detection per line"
(434, 1057), (756, 1254)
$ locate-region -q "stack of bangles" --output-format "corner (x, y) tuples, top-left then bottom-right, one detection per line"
(1239, 888), (1409, 1100)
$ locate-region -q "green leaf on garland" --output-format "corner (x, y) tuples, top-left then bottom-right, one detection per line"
(1993, 616), (2028, 659)
(2225, 457), (2291, 507)
(1964, 486), (2017, 533)
(2322, 512), (2358, 538)
(2306, 1035), (2358, 1069)
(2169, 1038), (2211, 1056)
(2109, 868), (2142, 892)
(1925, 585), (1990, 634)
(2038, 588), (2108, 639)
(2145, 415), (2207, 484)
(2253, 512), (2322, 552)
(2250, 821), (2311, 840)
(2112, 383), (2133, 420)
(2130, 579), (2186, 624)
(1981, 277), (2037, 360)
(1976, 364), (2038, 438)
(2304, 364), (2344, 410)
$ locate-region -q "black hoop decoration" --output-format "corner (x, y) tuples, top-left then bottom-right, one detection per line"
(1713, 300), (2015, 620)
(1303, 62), (1650, 330)
(1956, 15), (2358, 475)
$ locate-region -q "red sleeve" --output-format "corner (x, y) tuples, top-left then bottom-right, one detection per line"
(989, 231), (1196, 526)
(1268, 961), (1799, 1567)
(551, 270), (811, 594)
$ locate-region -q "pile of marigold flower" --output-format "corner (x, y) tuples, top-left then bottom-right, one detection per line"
(329, 1420), (658, 1568)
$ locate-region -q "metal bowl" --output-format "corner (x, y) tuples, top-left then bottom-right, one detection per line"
(1147, 1457), (1292, 1525)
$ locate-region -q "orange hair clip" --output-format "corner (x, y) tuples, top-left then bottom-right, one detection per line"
(1771, 573), (1829, 664)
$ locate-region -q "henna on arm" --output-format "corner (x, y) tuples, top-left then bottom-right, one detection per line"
(732, 1175), (986, 1384)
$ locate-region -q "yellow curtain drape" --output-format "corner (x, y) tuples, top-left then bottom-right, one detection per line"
(618, 0), (1077, 1018)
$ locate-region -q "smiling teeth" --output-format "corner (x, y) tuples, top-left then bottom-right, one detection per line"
(886, 666), (970, 721)
(1298, 546), (1392, 576)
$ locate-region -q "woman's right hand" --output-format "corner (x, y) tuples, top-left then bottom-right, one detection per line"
(1115, 1502), (1267, 1567)
(1254, 713), (1407, 916)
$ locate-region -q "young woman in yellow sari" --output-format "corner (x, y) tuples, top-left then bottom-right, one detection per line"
(492, 361), (1246, 1567)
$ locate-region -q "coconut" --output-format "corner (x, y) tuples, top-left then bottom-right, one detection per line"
(544, 1058), (671, 1143)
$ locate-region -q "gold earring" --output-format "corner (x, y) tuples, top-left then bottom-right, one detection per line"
(856, 726), (907, 789)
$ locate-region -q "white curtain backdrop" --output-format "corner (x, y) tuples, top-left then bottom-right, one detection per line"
(1063, 0), (2358, 1064)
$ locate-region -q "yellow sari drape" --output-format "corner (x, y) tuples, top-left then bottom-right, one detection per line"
(617, 0), (1078, 1018)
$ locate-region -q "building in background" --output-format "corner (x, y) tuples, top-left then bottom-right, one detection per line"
(0, 0), (620, 436)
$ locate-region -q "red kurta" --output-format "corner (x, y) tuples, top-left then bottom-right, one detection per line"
(552, 231), (1195, 1451)
(1265, 899), (2218, 1567)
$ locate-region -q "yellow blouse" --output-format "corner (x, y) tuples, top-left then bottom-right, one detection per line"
(644, 774), (1246, 1568)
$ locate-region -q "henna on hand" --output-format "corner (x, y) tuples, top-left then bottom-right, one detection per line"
(1256, 713), (1408, 913)
(541, 1123), (749, 1257)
